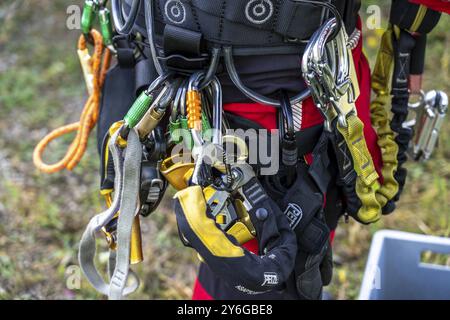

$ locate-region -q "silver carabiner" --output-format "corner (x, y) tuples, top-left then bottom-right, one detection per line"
(302, 17), (359, 130)
(301, 18), (340, 128)
(189, 73), (227, 186)
(409, 90), (448, 161)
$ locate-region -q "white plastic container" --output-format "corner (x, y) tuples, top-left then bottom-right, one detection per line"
(359, 230), (450, 300)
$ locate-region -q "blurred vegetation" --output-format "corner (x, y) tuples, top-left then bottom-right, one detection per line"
(0, 0), (448, 300)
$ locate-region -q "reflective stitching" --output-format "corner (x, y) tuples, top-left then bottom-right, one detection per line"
(164, 0), (186, 25)
(245, 0), (274, 25)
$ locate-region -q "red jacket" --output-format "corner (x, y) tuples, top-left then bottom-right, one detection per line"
(410, 0), (450, 14)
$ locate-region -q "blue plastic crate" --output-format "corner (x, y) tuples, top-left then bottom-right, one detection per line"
(359, 230), (450, 300)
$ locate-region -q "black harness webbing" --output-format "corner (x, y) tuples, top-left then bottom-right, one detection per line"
(390, 30), (417, 205)
(124, 0), (359, 53)
(385, 2), (441, 211)
(326, 120), (361, 221)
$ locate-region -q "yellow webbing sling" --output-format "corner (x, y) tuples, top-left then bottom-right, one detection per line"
(336, 24), (417, 223)
(337, 115), (382, 223)
(334, 3), (435, 223)
(370, 26), (400, 209)
(365, 5), (431, 213)
(332, 42), (383, 223)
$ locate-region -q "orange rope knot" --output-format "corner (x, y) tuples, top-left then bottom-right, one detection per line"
(33, 29), (112, 174)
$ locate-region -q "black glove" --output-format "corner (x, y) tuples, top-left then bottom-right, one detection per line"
(280, 163), (332, 300)
(173, 175), (298, 295)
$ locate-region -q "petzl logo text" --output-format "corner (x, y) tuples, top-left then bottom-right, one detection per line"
(284, 203), (303, 229)
(262, 272), (279, 287)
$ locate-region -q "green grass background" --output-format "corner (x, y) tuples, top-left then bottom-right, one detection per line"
(0, 0), (448, 299)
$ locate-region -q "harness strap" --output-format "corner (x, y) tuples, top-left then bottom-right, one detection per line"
(378, 1), (442, 208)
(114, 34), (136, 68)
(390, 28), (418, 202)
(327, 121), (361, 220)
(337, 114), (382, 223)
(78, 128), (141, 299)
(79, 129), (124, 295)
(109, 128), (142, 299)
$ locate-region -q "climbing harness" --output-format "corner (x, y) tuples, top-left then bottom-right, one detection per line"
(33, 0), (448, 300)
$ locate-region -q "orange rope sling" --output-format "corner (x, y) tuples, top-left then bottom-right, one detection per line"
(33, 29), (111, 173)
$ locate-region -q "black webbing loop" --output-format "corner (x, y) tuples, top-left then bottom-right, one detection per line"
(390, 29), (417, 203)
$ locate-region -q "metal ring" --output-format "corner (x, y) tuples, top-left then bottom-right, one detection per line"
(408, 90), (425, 110)
(223, 47), (311, 107)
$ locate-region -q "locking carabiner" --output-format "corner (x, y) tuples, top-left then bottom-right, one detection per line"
(302, 17), (359, 129)
(81, 0), (98, 36)
(409, 90), (448, 161)
(123, 73), (172, 131)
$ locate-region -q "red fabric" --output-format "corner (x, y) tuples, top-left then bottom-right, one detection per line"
(409, 0), (450, 14)
(223, 103), (278, 131)
(192, 278), (213, 300)
(354, 40), (384, 178)
(192, 17), (378, 300)
(329, 230), (336, 245)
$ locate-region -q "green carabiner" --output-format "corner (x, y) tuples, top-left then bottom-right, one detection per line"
(124, 91), (154, 129)
(81, 0), (98, 35)
(201, 113), (212, 142)
(180, 116), (194, 150)
(169, 118), (183, 144)
(99, 7), (114, 47)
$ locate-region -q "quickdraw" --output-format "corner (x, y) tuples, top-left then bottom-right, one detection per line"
(302, 18), (382, 223)
(302, 6), (446, 223)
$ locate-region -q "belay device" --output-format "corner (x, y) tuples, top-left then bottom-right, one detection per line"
(32, 0), (447, 300)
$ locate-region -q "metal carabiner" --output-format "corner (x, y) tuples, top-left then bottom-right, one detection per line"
(98, 6), (117, 54)
(123, 73), (173, 131)
(81, 0), (98, 36)
(302, 17), (359, 129)
(302, 18), (340, 128)
(189, 73), (228, 186)
(136, 78), (182, 140)
(409, 90), (448, 161)
(210, 77), (223, 146)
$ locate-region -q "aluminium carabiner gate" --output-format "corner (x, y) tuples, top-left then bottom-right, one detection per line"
(408, 90), (448, 161)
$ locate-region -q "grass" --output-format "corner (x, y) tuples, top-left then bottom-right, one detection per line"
(0, 0), (448, 300)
